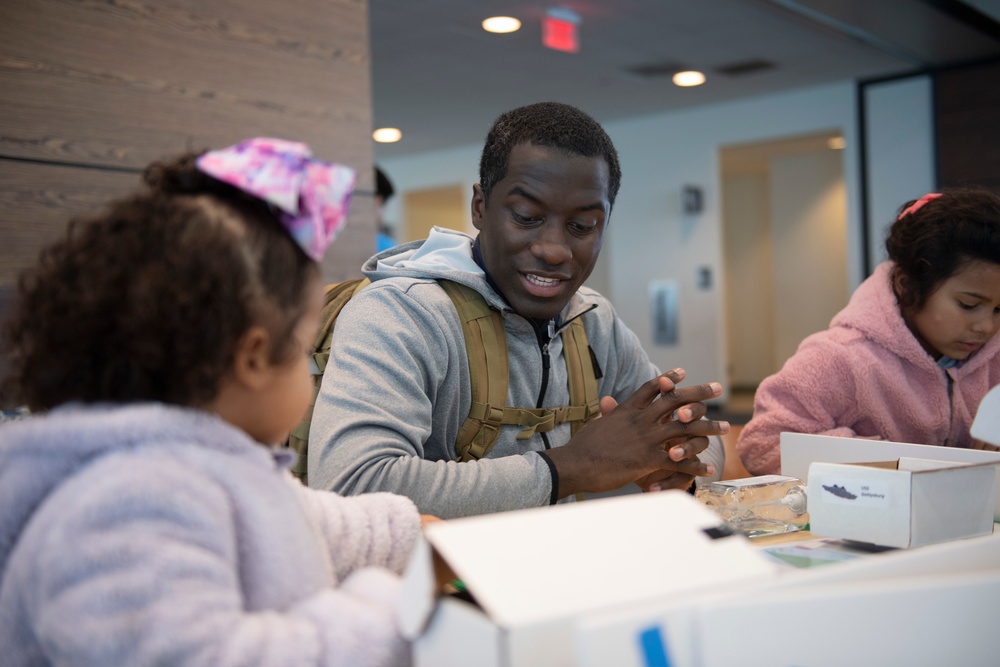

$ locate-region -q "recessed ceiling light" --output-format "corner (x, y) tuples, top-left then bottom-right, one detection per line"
(482, 16), (521, 33)
(372, 127), (402, 143)
(827, 136), (846, 150)
(673, 70), (706, 87)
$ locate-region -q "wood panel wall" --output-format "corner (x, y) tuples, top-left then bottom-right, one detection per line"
(934, 59), (1000, 194)
(0, 0), (376, 295)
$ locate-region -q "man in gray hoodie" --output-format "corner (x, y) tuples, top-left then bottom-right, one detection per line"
(309, 102), (728, 518)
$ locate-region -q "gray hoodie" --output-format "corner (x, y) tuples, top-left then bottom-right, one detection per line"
(0, 403), (420, 666)
(309, 228), (724, 517)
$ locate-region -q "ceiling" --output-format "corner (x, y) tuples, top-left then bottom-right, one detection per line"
(369, 0), (1000, 160)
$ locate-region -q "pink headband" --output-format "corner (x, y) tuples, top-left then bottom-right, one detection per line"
(897, 192), (941, 221)
(196, 138), (356, 261)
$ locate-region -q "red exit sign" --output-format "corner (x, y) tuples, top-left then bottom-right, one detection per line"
(543, 8), (580, 53)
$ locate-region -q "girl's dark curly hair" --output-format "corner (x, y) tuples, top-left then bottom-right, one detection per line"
(887, 187), (1000, 312)
(1, 151), (318, 411)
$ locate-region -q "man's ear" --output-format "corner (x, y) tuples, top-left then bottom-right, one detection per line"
(230, 326), (273, 391)
(471, 183), (485, 231)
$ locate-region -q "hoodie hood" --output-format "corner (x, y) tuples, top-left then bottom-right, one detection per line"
(362, 226), (503, 304)
(0, 403), (282, 588)
(830, 262), (925, 364)
(831, 261), (1000, 376)
(361, 226), (599, 322)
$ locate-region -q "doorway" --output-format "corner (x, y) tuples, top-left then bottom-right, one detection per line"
(402, 184), (468, 243)
(720, 131), (849, 413)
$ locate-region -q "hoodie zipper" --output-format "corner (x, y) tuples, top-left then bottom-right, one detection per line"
(536, 323), (553, 450)
(533, 305), (597, 450)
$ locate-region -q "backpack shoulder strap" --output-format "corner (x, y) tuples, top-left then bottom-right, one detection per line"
(286, 277), (371, 483)
(312, 278), (372, 374)
(438, 280), (511, 462)
(560, 317), (601, 435)
(442, 281), (601, 461)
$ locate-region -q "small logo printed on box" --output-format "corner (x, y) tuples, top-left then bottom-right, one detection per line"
(822, 483), (857, 500)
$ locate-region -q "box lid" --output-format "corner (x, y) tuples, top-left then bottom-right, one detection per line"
(848, 457), (998, 473)
(780, 432), (1000, 518)
(401, 491), (778, 631)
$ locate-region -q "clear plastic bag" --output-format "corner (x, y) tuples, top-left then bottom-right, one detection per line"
(695, 474), (809, 537)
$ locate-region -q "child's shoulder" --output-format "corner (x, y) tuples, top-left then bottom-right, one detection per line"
(52, 441), (234, 513)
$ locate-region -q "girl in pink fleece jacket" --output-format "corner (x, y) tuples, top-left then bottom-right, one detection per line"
(738, 188), (1000, 475)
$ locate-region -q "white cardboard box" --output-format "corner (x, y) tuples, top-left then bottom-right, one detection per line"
(780, 432), (1000, 519)
(576, 528), (1000, 667)
(580, 572), (1000, 667)
(695, 533), (1000, 666)
(396, 491), (779, 667)
(807, 457), (996, 548)
(695, 570), (1000, 666)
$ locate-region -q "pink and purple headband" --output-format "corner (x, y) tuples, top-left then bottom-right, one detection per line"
(196, 138), (356, 261)
(897, 192), (941, 221)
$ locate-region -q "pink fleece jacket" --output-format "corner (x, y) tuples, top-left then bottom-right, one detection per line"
(737, 262), (1000, 475)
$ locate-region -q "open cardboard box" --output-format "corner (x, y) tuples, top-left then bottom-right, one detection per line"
(575, 523), (1000, 666)
(397, 490), (779, 667)
(780, 432), (1000, 519)
(807, 457), (996, 548)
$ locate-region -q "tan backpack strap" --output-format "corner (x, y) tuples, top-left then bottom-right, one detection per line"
(439, 280), (511, 462)
(561, 317), (601, 435)
(445, 284), (601, 460)
(286, 277), (371, 483)
(561, 317), (600, 502)
(464, 404), (556, 440)
(312, 278), (371, 374)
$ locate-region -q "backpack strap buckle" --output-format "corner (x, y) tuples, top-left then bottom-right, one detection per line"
(514, 409), (556, 440)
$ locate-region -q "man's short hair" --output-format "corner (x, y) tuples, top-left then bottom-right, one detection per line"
(478, 102), (622, 209)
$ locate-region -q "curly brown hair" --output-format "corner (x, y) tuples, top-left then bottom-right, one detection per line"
(1, 151), (318, 411)
(887, 187), (1000, 312)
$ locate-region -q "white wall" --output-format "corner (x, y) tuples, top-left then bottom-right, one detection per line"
(599, 82), (860, 394)
(378, 79), (936, 401)
(863, 75), (935, 268)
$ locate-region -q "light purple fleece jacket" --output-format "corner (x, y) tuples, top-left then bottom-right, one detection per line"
(737, 262), (1000, 475)
(0, 403), (421, 667)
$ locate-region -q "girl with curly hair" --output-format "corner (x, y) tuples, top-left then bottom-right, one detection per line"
(0, 139), (421, 666)
(738, 188), (1000, 475)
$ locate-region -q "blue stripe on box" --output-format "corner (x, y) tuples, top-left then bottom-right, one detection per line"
(638, 625), (671, 667)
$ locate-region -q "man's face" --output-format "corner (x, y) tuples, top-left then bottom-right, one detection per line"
(472, 143), (611, 321)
